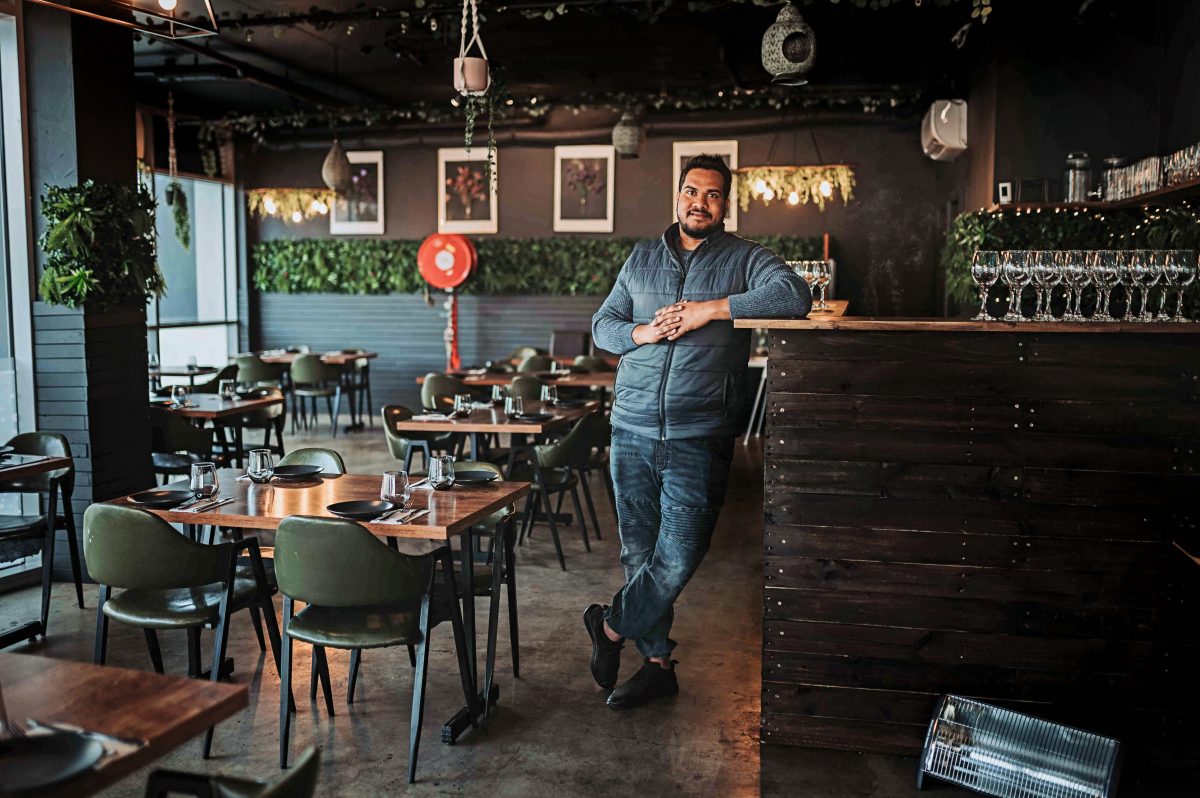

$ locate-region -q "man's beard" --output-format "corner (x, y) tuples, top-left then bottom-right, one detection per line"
(678, 209), (721, 239)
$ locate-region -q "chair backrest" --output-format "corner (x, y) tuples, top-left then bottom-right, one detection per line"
(278, 447), (346, 475)
(236, 354), (282, 386)
(535, 411), (605, 469)
(381, 405), (415, 458)
(509, 375), (545, 401)
(275, 516), (428, 607)
(3, 431), (74, 494)
(257, 745), (321, 798)
(517, 355), (555, 373)
(572, 355), (613, 372)
(239, 386), (286, 425)
(550, 329), (591, 358)
(421, 373), (462, 410)
(285, 345), (311, 354)
(148, 406), (212, 456)
(83, 504), (225, 590)
(507, 345), (541, 362)
(290, 353), (335, 386)
(193, 364), (238, 394)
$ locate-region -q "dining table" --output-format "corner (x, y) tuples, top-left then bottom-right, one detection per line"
(0, 652), (247, 797)
(420, 370), (616, 409)
(105, 469), (529, 744)
(148, 365), (219, 389)
(155, 393), (285, 468)
(0, 454), (74, 650)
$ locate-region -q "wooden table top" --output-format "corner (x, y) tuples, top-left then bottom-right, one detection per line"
(419, 371), (616, 388)
(254, 350), (379, 365)
(389, 400), (598, 434)
(153, 393), (284, 421)
(107, 469), (531, 541)
(0, 454), (73, 482)
(0, 652), (247, 798)
(734, 316), (1200, 333)
(148, 366), (219, 378)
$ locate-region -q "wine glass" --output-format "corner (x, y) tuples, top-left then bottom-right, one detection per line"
(381, 470), (410, 505)
(969, 250), (999, 321)
(1087, 251), (1120, 321)
(1058, 251), (1086, 321)
(999, 251), (1030, 322)
(504, 395), (523, 419)
(1164, 250), (1197, 322)
(541, 384), (558, 405)
(453, 393), (473, 417)
(1032, 251), (1062, 321)
(171, 384), (189, 407)
(1131, 250), (1161, 322)
(791, 261), (816, 297)
(429, 456), (455, 491)
(1114, 250), (1139, 321)
(247, 449), (274, 484)
(189, 462), (219, 501)
(811, 261), (832, 313)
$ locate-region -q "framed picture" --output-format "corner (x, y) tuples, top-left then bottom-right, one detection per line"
(330, 150), (384, 235)
(554, 145), (615, 233)
(438, 148), (498, 234)
(672, 140), (738, 232)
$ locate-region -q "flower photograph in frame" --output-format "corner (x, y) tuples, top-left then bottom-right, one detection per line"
(672, 140), (738, 232)
(438, 147), (498, 234)
(554, 144), (615, 233)
(330, 150), (385, 235)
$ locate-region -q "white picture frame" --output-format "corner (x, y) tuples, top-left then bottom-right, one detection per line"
(554, 144), (615, 233)
(330, 150), (385, 235)
(438, 147), (498, 234)
(672, 140), (738, 232)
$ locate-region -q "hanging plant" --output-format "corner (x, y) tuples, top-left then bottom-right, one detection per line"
(456, 0), (501, 187)
(38, 180), (165, 310)
(165, 92), (191, 251)
(734, 164), (855, 212)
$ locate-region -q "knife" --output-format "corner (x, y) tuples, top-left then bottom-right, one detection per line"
(186, 497), (233, 514)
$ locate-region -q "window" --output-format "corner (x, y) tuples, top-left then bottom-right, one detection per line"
(146, 173), (238, 382)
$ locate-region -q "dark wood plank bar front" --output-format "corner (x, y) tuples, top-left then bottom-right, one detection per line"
(736, 317), (1200, 767)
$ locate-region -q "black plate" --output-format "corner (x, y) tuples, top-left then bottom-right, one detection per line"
(515, 412), (554, 422)
(271, 465), (324, 480)
(453, 469), (500, 484)
(550, 398), (590, 408)
(129, 489), (194, 508)
(0, 445), (13, 456)
(327, 500), (394, 520)
(0, 732), (105, 797)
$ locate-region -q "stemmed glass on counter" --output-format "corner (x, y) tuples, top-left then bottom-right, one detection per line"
(788, 260), (834, 313)
(971, 248), (1196, 322)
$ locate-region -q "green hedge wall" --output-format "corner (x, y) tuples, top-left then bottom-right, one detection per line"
(252, 235), (824, 296)
(943, 204), (1200, 304)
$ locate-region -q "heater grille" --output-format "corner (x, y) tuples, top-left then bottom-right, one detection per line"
(918, 695), (1121, 798)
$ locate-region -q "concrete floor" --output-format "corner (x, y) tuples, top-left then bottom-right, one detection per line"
(4, 419), (1181, 796)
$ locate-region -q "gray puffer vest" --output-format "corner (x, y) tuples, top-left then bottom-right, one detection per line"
(605, 228), (753, 440)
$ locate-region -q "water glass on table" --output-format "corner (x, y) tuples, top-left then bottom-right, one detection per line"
(247, 449), (274, 484)
(381, 470), (410, 505)
(504, 396), (523, 419)
(541, 384), (558, 405)
(429, 456), (455, 492)
(219, 379), (237, 401)
(189, 462), (219, 502)
(187, 355), (198, 371)
(453, 393), (473, 417)
(491, 384), (506, 404)
(171, 384), (190, 407)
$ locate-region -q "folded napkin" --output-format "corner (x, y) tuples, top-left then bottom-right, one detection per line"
(378, 509), (429, 525)
(410, 413), (450, 421)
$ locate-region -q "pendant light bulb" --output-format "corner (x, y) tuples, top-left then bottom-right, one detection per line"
(762, 188), (776, 202)
(819, 179), (833, 198)
(754, 178), (768, 194)
(158, 0), (178, 10)
(263, 196), (277, 215)
(787, 191), (800, 205)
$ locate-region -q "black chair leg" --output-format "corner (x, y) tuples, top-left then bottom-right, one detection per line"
(248, 606), (267, 652)
(347, 648), (361, 704)
(538, 478), (567, 570)
(144, 629), (166, 673)
(331, 387), (342, 437)
(408, 599), (432, 784)
(403, 445), (415, 474)
(39, 487), (58, 634)
(314, 646), (335, 717)
(203, 583), (237, 759)
(279, 599), (294, 769)
(570, 486), (592, 553)
(506, 534), (520, 678)
(408, 644), (417, 668)
(92, 585), (111, 665)
(62, 496), (85, 608)
(579, 469), (603, 542)
(517, 491), (536, 546)
(187, 628), (202, 678)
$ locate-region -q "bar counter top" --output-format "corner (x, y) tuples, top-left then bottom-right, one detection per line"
(735, 316), (1200, 333)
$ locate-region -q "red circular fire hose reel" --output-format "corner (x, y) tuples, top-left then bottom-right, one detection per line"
(417, 234), (477, 370)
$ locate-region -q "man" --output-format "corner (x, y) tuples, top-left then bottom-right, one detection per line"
(586, 154), (811, 709)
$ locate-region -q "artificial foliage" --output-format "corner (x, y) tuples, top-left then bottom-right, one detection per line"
(252, 235), (823, 296)
(735, 165), (855, 212)
(38, 181), (166, 310)
(942, 202), (1200, 306)
(165, 179), (191, 251)
(247, 188), (335, 223)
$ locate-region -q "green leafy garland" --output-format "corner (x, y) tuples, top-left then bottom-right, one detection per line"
(252, 235), (823, 296)
(165, 180), (191, 250)
(942, 202), (1200, 305)
(38, 181), (166, 310)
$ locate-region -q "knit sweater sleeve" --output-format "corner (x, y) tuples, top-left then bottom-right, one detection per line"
(591, 256), (640, 355)
(726, 245), (812, 320)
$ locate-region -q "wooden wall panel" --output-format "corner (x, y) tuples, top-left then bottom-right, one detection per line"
(760, 329), (1200, 762)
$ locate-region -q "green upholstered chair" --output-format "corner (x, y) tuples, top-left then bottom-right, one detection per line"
(236, 354), (284, 387)
(382, 405), (458, 473)
(575, 412), (616, 516)
(572, 355), (613, 372)
(508, 375), (545, 401)
(233, 386), (287, 460)
(420, 372), (463, 412)
(148, 405), (214, 482)
(274, 516), (475, 783)
(291, 354), (343, 437)
(507, 345), (541, 363)
(146, 746), (320, 798)
(0, 432), (84, 625)
(516, 355), (555, 373)
(84, 504), (280, 759)
(278, 447), (346, 475)
(191, 364), (238, 394)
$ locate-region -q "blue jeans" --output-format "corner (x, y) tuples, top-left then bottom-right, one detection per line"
(604, 427), (733, 658)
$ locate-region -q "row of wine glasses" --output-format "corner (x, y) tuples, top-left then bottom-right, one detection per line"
(970, 250), (1197, 322)
(788, 260), (834, 313)
(1103, 157), (1162, 201)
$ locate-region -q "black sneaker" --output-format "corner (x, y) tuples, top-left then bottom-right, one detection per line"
(584, 604), (622, 690)
(606, 660), (679, 710)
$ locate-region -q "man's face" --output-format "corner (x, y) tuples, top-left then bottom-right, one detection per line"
(676, 168), (728, 239)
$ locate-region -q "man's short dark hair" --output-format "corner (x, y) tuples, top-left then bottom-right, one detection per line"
(678, 155), (732, 199)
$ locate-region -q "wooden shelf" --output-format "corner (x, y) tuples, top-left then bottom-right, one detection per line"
(989, 175), (1200, 213)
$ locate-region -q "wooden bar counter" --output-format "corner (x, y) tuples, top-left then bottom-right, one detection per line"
(735, 315), (1200, 766)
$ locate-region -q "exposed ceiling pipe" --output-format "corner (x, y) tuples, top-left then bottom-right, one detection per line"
(256, 111), (899, 150)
